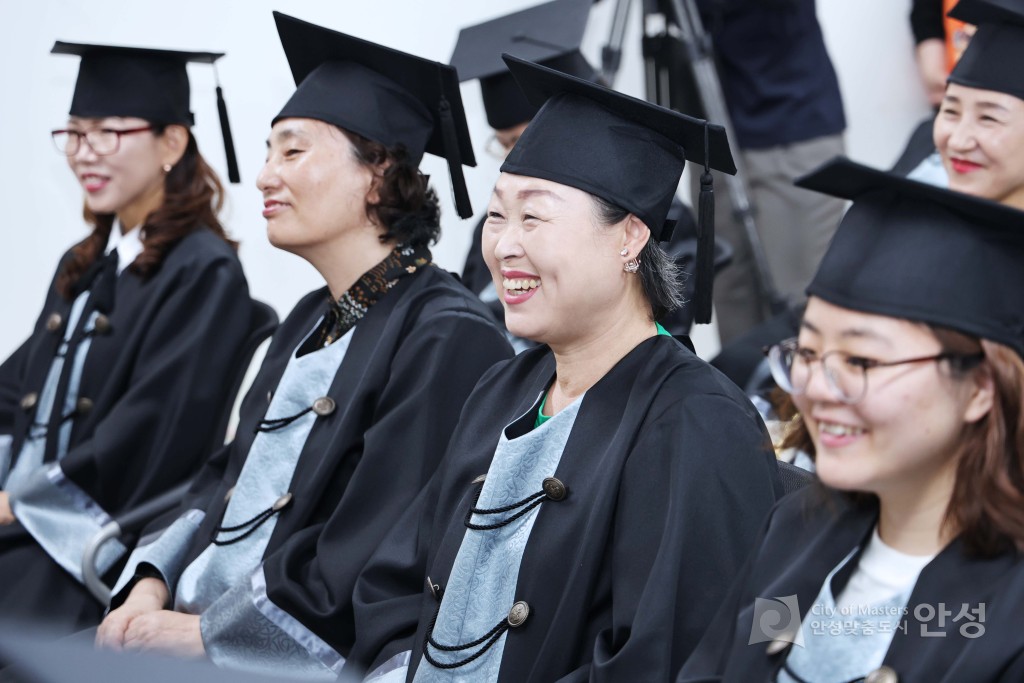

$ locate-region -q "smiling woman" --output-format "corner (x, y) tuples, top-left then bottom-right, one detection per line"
(348, 56), (781, 683)
(678, 158), (1024, 683)
(0, 41), (253, 635)
(933, 0), (1024, 209)
(96, 12), (511, 678)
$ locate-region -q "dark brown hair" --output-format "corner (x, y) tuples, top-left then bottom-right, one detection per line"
(780, 326), (1024, 557)
(56, 125), (237, 299)
(344, 129), (441, 249)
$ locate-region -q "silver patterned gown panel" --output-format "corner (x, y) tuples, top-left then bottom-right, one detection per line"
(4, 293), (128, 580)
(0, 435), (12, 489)
(413, 395), (584, 683)
(175, 324), (353, 614)
(778, 549), (912, 683)
(4, 292), (89, 491)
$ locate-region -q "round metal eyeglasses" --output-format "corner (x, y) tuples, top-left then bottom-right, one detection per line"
(765, 337), (984, 405)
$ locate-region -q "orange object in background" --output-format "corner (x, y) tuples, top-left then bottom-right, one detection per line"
(945, 0), (976, 72)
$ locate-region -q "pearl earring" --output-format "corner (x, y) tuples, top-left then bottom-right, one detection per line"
(619, 247), (628, 257)
(162, 163), (173, 173)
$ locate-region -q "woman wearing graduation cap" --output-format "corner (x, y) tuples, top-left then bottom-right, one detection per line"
(450, 0), (718, 341)
(933, 0), (1024, 209)
(678, 158), (1024, 682)
(0, 42), (253, 633)
(348, 56), (781, 682)
(450, 0), (600, 315)
(95, 12), (511, 677)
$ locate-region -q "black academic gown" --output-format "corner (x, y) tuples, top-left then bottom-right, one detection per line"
(111, 265), (512, 671)
(677, 488), (1024, 682)
(0, 228), (251, 631)
(350, 335), (782, 682)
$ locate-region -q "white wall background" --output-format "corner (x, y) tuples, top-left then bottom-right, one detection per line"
(0, 0), (932, 362)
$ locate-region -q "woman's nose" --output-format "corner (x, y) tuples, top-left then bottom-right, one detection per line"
(492, 222), (525, 261)
(256, 159), (279, 193)
(946, 119), (977, 152)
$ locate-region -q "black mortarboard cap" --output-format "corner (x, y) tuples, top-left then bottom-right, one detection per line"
(947, 0), (1024, 100)
(450, 0), (596, 130)
(499, 55), (736, 323)
(51, 41), (240, 183)
(797, 157), (1024, 357)
(272, 12), (477, 218)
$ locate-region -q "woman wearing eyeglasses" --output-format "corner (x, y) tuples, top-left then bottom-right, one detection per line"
(678, 158), (1024, 683)
(0, 42), (252, 634)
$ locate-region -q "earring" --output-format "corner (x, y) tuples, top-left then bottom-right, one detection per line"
(619, 247), (629, 257)
(162, 163), (173, 173)
(624, 257), (641, 274)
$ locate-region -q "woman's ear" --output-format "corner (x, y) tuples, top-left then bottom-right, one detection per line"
(963, 362), (995, 425)
(160, 124), (189, 168)
(366, 160), (392, 206)
(622, 214), (651, 258)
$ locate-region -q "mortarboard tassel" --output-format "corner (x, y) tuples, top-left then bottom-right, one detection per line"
(695, 121), (715, 325)
(438, 96), (474, 219)
(215, 81), (240, 184)
(659, 218), (677, 242)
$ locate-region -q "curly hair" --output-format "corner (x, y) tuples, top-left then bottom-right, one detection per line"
(56, 124), (237, 299)
(343, 129), (441, 249)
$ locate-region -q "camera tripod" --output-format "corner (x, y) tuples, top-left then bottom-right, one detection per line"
(600, 0), (787, 319)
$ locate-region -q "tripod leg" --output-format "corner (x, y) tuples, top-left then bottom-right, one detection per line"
(601, 0), (635, 85)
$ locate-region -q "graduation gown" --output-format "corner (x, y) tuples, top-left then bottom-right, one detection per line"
(110, 265), (512, 678)
(0, 228), (252, 632)
(677, 488), (1024, 682)
(350, 335), (782, 682)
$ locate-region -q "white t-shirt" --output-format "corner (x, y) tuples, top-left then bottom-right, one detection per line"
(836, 526), (935, 614)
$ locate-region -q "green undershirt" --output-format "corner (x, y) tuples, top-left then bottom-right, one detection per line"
(534, 323), (671, 428)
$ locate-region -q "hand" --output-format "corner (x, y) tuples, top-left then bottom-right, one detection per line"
(123, 610), (206, 658)
(96, 577), (170, 650)
(0, 492), (14, 525)
(915, 38), (948, 107)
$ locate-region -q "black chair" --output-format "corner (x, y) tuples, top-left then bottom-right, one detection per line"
(81, 299), (279, 604)
(777, 459), (815, 496)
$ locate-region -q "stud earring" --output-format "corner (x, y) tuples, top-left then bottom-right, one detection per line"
(624, 257), (641, 274)
(619, 247), (628, 257)
(162, 163), (173, 173)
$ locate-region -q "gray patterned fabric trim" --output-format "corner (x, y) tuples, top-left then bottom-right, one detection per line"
(111, 509), (206, 599)
(8, 463), (127, 581)
(364, 650), (412, 682)
(200, 566), (341, 679)
(0, 435), (11, 488)
(251, 566), (346, 672)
